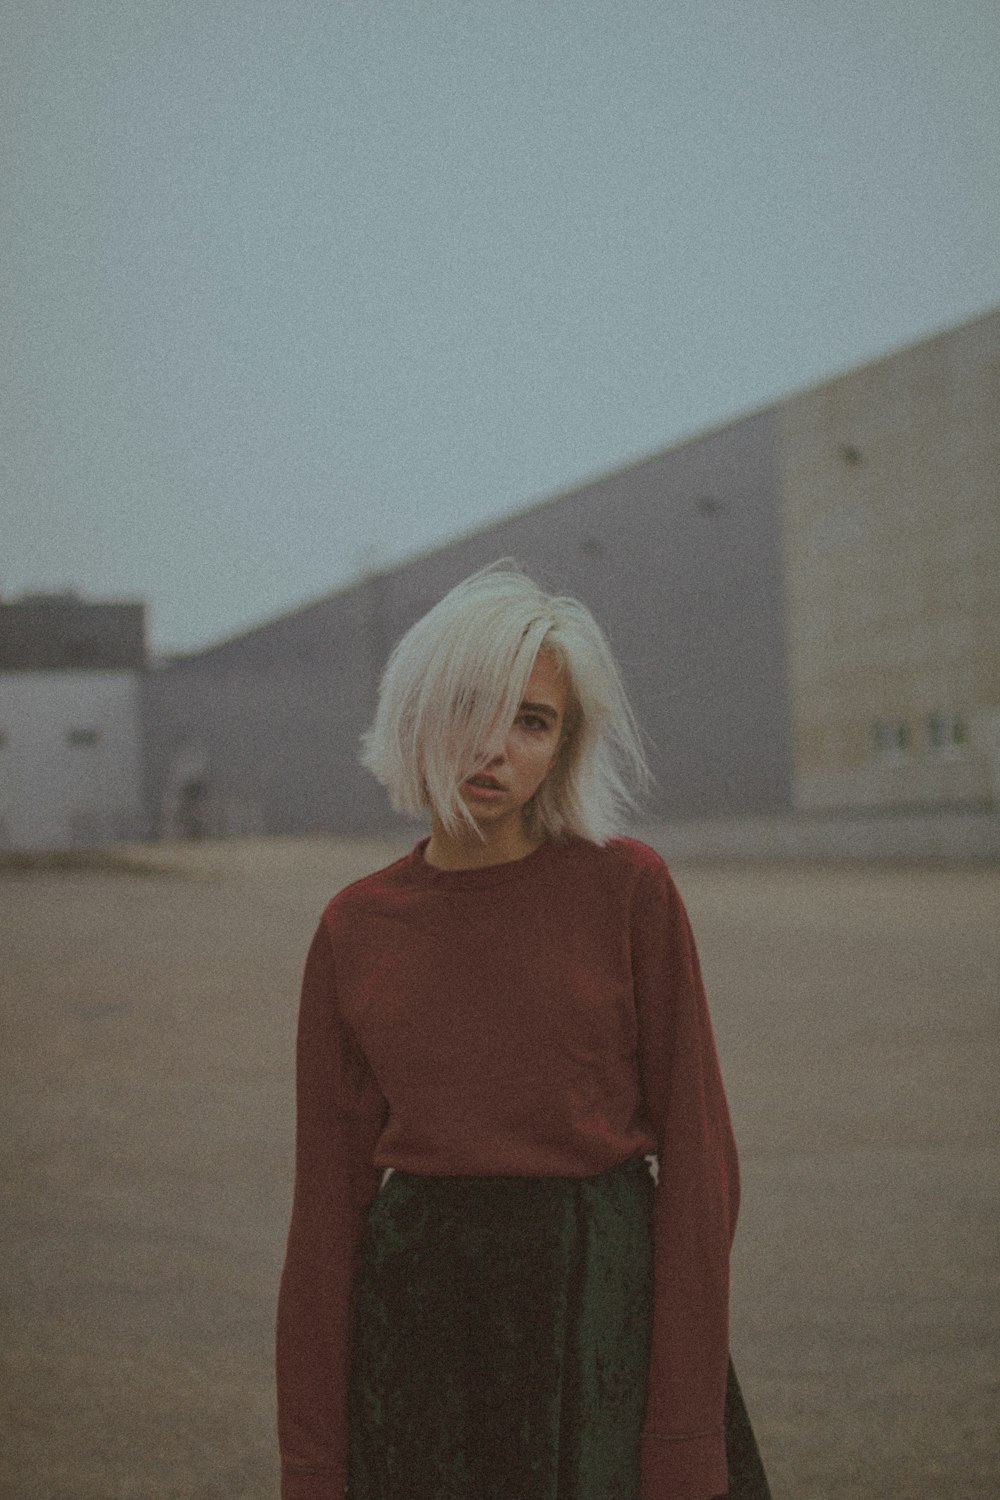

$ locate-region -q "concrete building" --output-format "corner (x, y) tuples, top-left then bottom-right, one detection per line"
(0, 595), (147, 849)
(143, 407), (791, 840)
(779, 309), (1000, 818)
(134, 303), (999, 857)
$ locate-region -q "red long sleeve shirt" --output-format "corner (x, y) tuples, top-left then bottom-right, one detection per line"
(276, 835), (739, 1500)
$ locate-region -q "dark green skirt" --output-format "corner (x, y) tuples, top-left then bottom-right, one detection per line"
(346, 1155), (770, 1500)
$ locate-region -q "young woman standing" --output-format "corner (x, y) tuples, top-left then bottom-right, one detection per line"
(276, 564), (770, 1500)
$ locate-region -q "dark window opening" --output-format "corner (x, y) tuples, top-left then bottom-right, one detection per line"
(928, 712), (967, 752)
(872, 719), (909, 759)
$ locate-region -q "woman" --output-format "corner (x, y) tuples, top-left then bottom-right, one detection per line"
(276, 563), (770, 1500)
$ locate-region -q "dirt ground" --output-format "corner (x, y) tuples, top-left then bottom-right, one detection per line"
(2, 834), (997, 1500)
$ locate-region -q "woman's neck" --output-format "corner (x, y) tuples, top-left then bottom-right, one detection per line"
(424, 814), (541, 870)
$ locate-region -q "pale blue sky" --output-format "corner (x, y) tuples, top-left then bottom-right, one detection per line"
(4, 1), (999, 652)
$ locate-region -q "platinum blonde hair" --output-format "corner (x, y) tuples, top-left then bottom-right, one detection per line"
(360, 561), (651, 844)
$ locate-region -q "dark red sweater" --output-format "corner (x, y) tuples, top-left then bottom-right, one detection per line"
(276, 835), (739, 1500)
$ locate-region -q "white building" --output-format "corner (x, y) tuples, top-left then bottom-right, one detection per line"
(0, 594), (147, 850)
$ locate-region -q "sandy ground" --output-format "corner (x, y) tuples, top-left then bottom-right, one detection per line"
(1, 834), (997, 1500)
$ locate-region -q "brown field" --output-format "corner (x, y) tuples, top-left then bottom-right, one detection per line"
(2, 836), (998, 1500)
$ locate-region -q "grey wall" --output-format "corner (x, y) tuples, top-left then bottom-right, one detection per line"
(142, 408), (792, 836)
(1, 599), (146, 671)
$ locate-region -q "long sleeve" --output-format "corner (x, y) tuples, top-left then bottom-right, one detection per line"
(632, 861), (740, 1500)
(276, 920), (389, 1500)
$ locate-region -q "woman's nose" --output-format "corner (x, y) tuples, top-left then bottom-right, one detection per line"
(477, 735), (507, 766)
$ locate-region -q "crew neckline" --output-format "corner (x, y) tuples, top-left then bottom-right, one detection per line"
(406, 834), (566, 888)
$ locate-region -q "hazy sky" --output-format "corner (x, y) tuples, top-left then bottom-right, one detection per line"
(5, 1), (999, 653)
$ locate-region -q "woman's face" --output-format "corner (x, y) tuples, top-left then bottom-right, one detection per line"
(457, 649), (569, 833)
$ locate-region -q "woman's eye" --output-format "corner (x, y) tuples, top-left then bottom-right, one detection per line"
(518, 714), (548, 732)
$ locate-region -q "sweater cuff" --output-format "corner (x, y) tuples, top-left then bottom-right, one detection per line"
(280, 1463), (347, 1500)
(640, 1427), (728, 1500)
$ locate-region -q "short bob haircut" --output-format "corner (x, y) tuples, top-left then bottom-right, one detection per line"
(360, 561), (651, 845)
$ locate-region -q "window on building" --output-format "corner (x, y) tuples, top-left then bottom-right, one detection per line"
(872, 719), (910, 760)
(927, 712), (967, 754)
(66, 728), (102, 748)
(0, 730), (8, 749)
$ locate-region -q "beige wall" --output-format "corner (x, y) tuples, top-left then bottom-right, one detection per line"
(778, 308), (1000, 813)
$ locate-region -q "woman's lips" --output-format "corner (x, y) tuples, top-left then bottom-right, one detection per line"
(464, 775), (504, 795)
